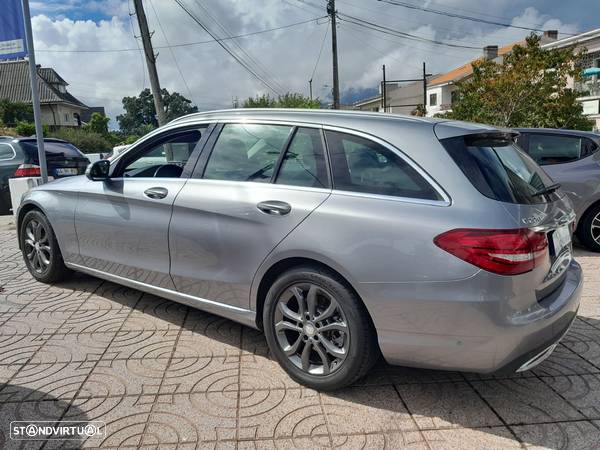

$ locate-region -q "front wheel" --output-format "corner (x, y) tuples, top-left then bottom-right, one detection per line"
(263, 266), (378, 390)
(20, 210), (71, 283)
(577, 204), (600, 253)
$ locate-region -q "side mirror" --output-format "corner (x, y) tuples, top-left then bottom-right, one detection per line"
(86, 160), (111, 181)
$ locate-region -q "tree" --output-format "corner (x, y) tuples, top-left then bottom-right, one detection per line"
(243, 92), (321, 109)
(0, 100), (33, 126)
(441, 34), (593, 130)
(116, 88), (198, 134)
(84, 112), (110, 135)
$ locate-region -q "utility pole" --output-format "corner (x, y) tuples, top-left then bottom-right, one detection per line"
(422, 62), (427, 117)
(309, 79), (313, 101)
(327, 0), (340, 109)
(133, 0), (167, 126)
(382, 65), (387, 113)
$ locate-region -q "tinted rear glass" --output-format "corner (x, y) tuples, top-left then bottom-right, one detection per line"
(441, 135), (558, 204)
(20, 141), (84, 160)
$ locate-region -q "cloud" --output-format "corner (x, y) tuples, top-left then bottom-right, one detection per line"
(29, 0), (583, 129)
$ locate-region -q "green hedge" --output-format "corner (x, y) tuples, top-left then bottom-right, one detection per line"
(47, 128), (112, 154)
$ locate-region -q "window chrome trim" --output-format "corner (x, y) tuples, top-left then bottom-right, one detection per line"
(0, 143), (16, 161)
(118, 118), (451, 206)
(321, 124), (451, 206)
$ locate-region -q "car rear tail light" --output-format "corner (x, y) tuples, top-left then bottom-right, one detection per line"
(434, 228), (548, 275)
(14, 164), (42, 177)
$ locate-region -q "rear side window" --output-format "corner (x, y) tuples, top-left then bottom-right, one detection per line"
(204, 124), (292, 183)
(527, 134), (597, 165)
(276, 127), (329, 188)
(20, 140), (84, 160)
(0, 143), (15, 160)
(442, 134), (557, 205)
(325, 130), (441, 200)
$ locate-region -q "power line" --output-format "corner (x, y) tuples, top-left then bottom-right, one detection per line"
(36, 16), (324, 53)
(172, 0), (283, 96)
(378, 0), (576, 36)
(338, 12), (481, 49)
(147, 0), (195, 103)
(310, 22), (329, 82)
(127, 0), (146, 90)
(189, 0), (288, 95)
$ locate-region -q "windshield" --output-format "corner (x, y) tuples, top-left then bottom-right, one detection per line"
(441, 134), (559, 204)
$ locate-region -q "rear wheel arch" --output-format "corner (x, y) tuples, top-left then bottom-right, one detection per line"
(254, 257), (377, 337)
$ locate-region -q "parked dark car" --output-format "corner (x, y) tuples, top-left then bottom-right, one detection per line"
(515, 128), (600, 252)
(0, 137), (90, 214)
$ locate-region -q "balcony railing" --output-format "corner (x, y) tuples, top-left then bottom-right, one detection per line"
(575, 81), (600, 97)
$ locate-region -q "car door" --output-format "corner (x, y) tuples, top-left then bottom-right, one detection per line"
(169, 123), (332, 309)
(525, 132), (600, 216)
(74, 126), (208, 289)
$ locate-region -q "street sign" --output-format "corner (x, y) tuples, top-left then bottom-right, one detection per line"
(0, 0), (28, 59)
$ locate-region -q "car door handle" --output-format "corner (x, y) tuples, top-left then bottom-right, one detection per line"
(257, 200), (291, 216)
(144, 187), (169, 199)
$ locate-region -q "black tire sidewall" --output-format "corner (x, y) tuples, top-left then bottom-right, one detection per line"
(263, 267), (375, 390)
(20, 210), (67, 283)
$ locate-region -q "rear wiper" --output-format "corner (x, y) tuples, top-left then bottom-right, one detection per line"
(532, 183), (561, 197)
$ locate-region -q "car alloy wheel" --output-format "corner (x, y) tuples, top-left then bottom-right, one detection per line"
(273, 282), (350, 375)
(592, 212), (600, 245)
(23, 218), (51, 274)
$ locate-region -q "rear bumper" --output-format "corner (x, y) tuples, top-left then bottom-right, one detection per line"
(362, 260), (583, 373)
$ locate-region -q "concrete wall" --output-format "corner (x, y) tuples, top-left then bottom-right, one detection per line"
(40, 103), (86, 127)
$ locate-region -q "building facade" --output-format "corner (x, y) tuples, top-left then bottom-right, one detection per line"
(543, 28), (600, 131)
(0, 60), (89, 128)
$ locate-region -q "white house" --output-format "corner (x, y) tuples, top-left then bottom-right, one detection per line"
(542, 28), (600, 130)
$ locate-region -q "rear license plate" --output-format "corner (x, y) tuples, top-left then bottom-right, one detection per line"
(55, 168), (79, 176)
(553, 224), (572, 255)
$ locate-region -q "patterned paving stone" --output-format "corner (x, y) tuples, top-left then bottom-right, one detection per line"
(511, 420), (600, 449)
(398, 380), (502, 430)
(0, 361), (95, 402)
(471, 377), (585, 425)
(541, 374), (600, 419)
(422, 427), (521, 449)
(0, 230), (599, 448)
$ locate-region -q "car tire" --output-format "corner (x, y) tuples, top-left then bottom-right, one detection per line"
(577, 203), (600, 253)
(263, 266), (379, 391)
(20, 209), (71, 283)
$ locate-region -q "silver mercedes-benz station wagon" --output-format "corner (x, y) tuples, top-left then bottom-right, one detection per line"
(17, 110), (582, 390)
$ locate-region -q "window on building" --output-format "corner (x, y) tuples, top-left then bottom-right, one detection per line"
(325, 130), (441, 200)
(204, 124), (293, 182)
(450, 90), (458, 105)
(275, 127), (329, 188)
(64, 113), (69, 123)
(429, 93), (438, 106)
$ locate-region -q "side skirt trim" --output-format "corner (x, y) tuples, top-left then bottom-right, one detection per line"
(66, 262), (258, 329)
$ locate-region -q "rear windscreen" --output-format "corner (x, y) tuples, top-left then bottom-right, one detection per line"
(20, 141), (84, 159)
(441, 134), (559, 204)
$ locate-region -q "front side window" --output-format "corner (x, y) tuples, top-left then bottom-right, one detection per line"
(122, 130), (202, 178)
(325, 130), (441, 200)
(204, 124), (292, 182)
(276, 127), (329, 188)
(528, 134), (596, 165)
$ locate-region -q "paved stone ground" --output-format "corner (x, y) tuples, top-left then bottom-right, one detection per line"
(0, 225), (600, 449)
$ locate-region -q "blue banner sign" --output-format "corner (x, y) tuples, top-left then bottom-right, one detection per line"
(0, 0), (28, 60)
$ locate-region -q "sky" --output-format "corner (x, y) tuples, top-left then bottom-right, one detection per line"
(27, 0), (600, 128)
